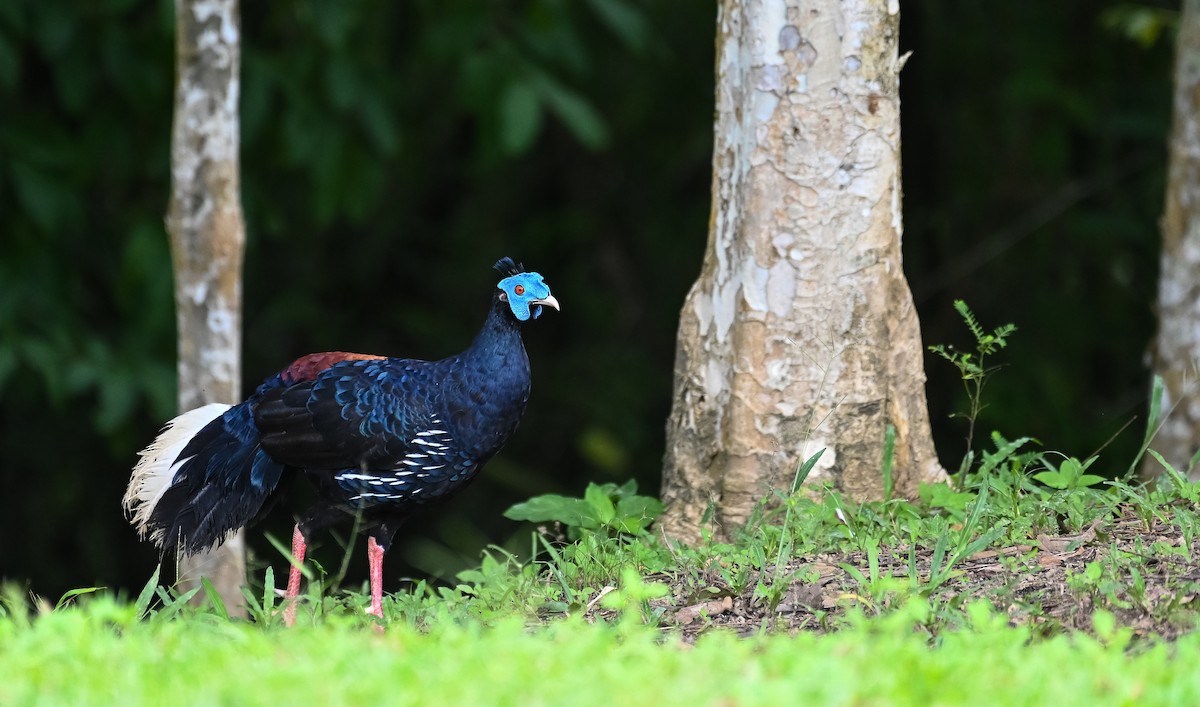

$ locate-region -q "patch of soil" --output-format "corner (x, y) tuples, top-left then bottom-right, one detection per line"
(594, 503), (1200, 642)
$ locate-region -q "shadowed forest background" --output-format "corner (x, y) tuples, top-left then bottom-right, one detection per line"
(0, 0), (1177, 597)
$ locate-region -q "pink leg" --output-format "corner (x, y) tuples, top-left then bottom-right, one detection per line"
(367, 536), (385, 623)
(283, 524), (307, 627)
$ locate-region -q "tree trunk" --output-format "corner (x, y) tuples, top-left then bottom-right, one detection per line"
(660, 0), (947, 542)
(1145, 0), (1200, 480)
(166, 0), (247, 615)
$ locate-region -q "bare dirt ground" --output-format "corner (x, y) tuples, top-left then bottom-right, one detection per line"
(602, 503), (1200, 642)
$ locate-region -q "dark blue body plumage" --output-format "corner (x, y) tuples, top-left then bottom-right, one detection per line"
(142, 258), (558, 564)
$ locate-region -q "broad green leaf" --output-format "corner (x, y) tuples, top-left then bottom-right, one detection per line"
(1032, 471), (1067, 490)
(616, 495), (664, 525)
(504, 495), (592, 527)
(792, 448), (825, 493)
(498, 81), (543, 156)
(134, 566), (160, 619)
(978, 436), (1033, 477)
(534, 76), (609, 150)
(584, 0), (650, 52)
(585, 483), (616, 524)
(201, 578), (229, 620)
(920, 482), (975, 511)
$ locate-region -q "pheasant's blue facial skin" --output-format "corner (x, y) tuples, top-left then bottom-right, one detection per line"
(498, 272), (555, 321)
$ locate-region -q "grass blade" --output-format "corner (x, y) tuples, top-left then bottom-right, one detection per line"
(201, 577), (229, 620)
(266, 531), (313, 581)
(928, 533), (949, 583)
(263, 566), (276, 615)
(1146, 449), (1189, 492)
(881, 424), (896, 502)
(134, 566), (161, 619)
(157, 586), (201, 621)
(55, 586), (103, 611)
(329, 510), (363, 590)
(536, 533), (578, 607)
(1127, 375), (1164, 478)
(978, 438), (1032, 477)
(792, 448), (825, 494)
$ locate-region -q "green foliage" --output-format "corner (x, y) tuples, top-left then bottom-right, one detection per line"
(7, 465), (1200, 703)
(881, 423), (897, 502)
(446, 548), (553, 621)
(504, 480), (664, 539)
(1145, 449), (1200, 504)
(0, 0), (712, 596)
(1033, 455), (1105, 490)
(752, 448), (826, 610)
(7, 453), (1200, 705)
(919, 481), (977, 518)
(598, 565), (671, 625)
(928, 300), (1018, 481)
(923, 482), (1006, 594)
(0, 0), (1178, 605)
(1128, 374), (1167, 478)
(3, 597), (1200, 706)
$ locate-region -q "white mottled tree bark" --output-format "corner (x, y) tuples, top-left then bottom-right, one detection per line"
(1145, 0), (1200, 480)
(166, 0), (246, 615)
(660, 0), (946, 541)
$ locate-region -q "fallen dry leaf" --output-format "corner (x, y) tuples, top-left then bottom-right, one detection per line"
(1037, 519), (1102, 554)
(674, 596), (733, 625)
(1037, 553), (1064, 568)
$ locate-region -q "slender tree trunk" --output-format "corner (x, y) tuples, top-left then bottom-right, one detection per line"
(166, 0), (247, 615)
(660, 0), (946, 542)
(1145, 0), (1200, 480)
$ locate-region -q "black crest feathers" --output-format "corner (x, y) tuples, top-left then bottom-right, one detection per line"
(493, 257), (525, 278)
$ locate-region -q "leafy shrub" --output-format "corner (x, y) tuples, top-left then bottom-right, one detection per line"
(504, 480), (664, 540)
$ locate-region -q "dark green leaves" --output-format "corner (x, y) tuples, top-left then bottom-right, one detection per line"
(1032, 455), (1105, 491)
(504, 480), (664, 539)
(499, 81), (543, 155)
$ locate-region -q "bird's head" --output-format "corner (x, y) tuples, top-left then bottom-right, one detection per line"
(494, 257), (560, 321)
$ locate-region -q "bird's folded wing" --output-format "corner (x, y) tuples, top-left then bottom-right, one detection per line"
(254, 360), (442, 472)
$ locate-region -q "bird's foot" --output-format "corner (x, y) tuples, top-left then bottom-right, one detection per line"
(365, 604), (385, 633)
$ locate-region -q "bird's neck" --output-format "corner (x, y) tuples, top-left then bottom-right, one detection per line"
(463, 296), (528, 369)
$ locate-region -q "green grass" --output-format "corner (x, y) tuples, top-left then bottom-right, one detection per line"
(2, 463), (1199, 705)
(5, 309), (1199, 704)
(8, 428), (1200, 704)
(3, 469), (1200, 706)
(1, 596), (1197, 706)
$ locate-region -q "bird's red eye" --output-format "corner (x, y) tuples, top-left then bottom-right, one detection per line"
(514, 284), (525, 295)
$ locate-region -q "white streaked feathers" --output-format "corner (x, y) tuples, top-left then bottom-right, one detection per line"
(122, 403), (230, 544)
(349, 486), (425, 502)
(338, 416), (457, 504)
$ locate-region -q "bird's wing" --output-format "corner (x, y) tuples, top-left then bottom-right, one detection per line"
(253, 358), (454, 473)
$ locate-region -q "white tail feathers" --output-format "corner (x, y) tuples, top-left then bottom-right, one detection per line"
(123, 403), (231, 545)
